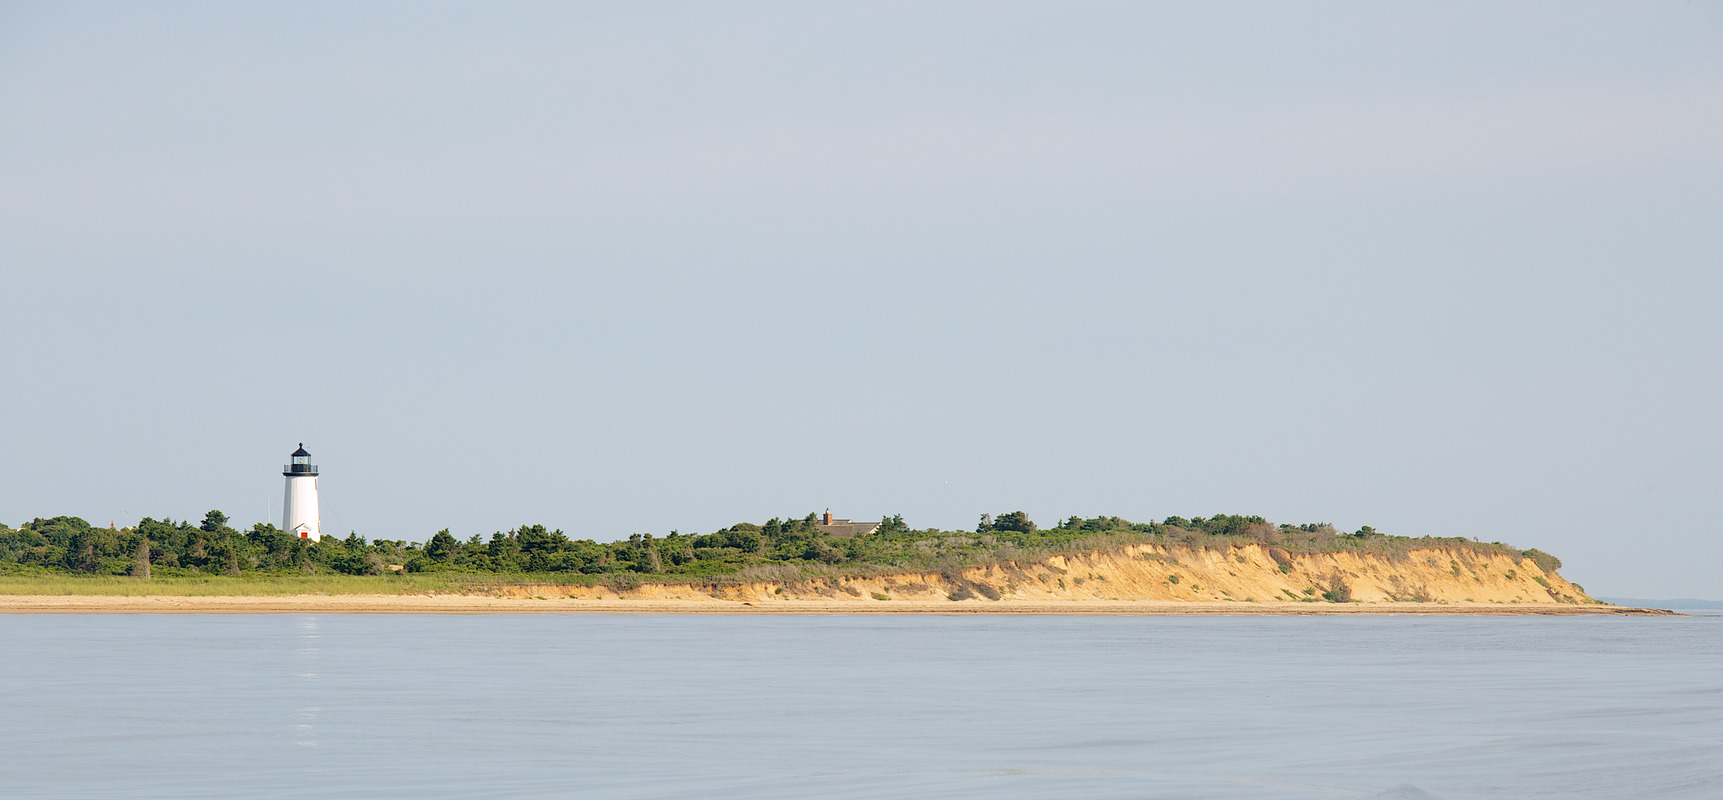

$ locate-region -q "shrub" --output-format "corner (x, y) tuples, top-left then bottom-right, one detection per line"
(604, 573), (642, 592)
(1521, 549), (1562, 574)
(871, 592), (889, 601)
(737, 564), (806, 582)
(1321, 573), (1352, 603)
(1388, 577), (1434, 603)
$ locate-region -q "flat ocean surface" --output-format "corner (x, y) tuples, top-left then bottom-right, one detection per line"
(1, 613), (1718, 799)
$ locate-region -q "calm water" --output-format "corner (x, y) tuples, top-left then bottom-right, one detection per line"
(1, 613), (1718, 799)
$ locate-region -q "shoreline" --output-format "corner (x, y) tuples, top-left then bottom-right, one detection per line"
(0, 595), (1677, 615)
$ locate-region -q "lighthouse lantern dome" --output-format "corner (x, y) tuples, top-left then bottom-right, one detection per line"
(284, 444), (318, 476)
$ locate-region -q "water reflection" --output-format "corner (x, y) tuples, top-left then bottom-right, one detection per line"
(294, 616), (318, 751)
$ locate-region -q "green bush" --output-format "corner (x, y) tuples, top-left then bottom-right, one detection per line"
(1521, 549), (1562, 574)
(1321, 573), (1352, 603)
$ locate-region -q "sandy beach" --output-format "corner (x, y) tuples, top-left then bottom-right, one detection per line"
(0, 595), (1673, 615)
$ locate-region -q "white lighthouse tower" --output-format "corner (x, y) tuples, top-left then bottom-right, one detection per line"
(282, 443), (321, 541)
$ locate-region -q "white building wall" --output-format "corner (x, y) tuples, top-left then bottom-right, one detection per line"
(283, 475), (321, 541)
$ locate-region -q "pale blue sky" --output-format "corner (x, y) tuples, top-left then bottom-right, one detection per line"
(3, 1), (1720, 597)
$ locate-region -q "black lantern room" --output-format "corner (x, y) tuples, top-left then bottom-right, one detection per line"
(284, 444), (319, 476)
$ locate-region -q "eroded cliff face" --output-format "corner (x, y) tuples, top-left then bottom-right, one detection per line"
(485, 543), (1595, 606)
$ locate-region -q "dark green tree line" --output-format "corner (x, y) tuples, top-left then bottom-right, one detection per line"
(1, 509), (1548, 580)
